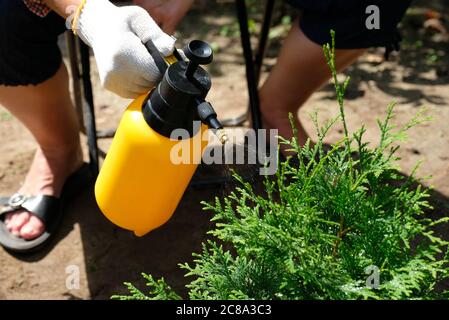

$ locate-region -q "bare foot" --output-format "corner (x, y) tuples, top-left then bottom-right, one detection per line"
(4, 144), (83, 240)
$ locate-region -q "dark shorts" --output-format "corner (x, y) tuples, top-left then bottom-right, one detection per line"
(0, 0), (66, 86)
(287, 0), (412, 49)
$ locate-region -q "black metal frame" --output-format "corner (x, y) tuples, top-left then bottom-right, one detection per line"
(73, 0), (275, 183)
(67, 33), (100, 176)
(221, 0), (275, 130)
(80, 43), (100, 176)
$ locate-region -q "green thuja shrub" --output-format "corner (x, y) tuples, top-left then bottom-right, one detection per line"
(112, 32), (449, 300)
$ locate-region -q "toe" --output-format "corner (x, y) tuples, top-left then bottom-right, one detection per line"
(19, 215), (45, 240)
(7, 211), (30, 235)
(4, 212), (14, 225)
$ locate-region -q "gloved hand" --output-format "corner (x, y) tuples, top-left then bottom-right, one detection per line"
(74, 0), (175, 98)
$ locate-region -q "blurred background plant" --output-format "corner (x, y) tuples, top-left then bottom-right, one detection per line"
(217, 0), (292, 39)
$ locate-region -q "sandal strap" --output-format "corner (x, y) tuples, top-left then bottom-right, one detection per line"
(0, 193), (60, 226)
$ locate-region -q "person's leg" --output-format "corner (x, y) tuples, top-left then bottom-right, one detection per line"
(0, 63), (83, 240)
(259, 21), (366, 152)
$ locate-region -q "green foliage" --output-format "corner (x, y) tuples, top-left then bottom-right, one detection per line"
(113, 32), (449, 300)
(112, 273), (181, 300)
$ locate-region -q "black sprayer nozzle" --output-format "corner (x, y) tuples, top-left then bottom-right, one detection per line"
(196, 101), (222, 130)
(196, 100), (228, 144)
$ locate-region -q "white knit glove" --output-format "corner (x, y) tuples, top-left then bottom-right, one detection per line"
(75, 0), (176, 98)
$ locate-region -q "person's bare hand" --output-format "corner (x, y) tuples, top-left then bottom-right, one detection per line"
(133, 0), (194, 34)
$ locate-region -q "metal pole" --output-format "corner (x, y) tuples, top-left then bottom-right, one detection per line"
(79, 41), (100, 176)
(221, 0), (273, 128)
(254, 0), (275, 84)
(235, 0), (263, 134)
(66, 33), (86, 134)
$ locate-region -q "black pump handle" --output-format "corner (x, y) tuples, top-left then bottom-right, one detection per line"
(183, 40), (213, 65)
(144, 39), (169, 75)
(184, 40), (214, 79)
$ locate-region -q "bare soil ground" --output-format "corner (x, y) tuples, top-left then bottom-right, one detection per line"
(0, 1), (448, 299)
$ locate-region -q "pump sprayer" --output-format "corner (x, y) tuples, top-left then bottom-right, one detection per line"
(94, 40), (226, 236)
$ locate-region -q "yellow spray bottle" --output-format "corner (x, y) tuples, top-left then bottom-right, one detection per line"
(94, 40), (225, 236)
